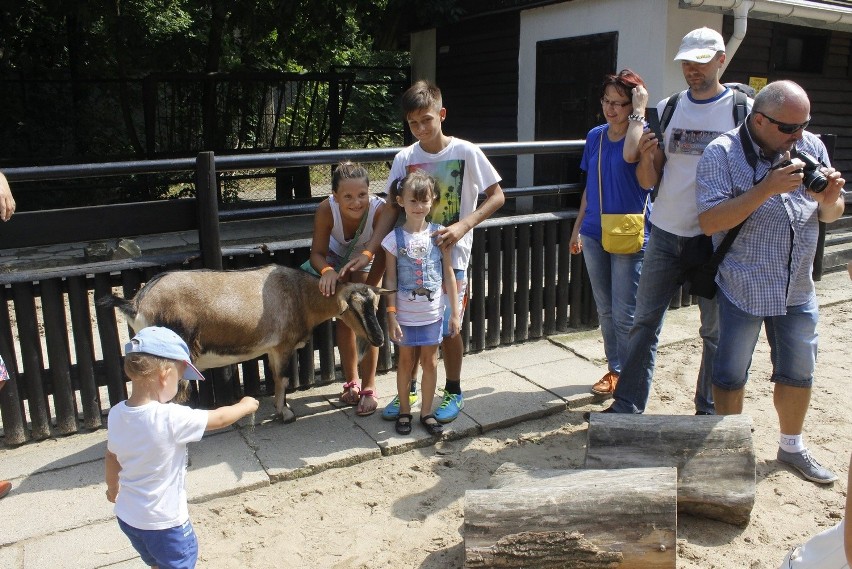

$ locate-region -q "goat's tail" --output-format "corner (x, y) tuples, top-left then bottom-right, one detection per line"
(96, 293), (137, 319)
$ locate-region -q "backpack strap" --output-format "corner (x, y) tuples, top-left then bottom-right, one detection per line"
(731, 88), (748, 127)
(659, 91), (683, 133)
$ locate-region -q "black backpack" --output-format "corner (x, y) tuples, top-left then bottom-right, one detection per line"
(659, 82), (753, 132)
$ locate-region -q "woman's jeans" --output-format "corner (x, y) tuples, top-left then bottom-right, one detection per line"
(610, 226), (718, 414)
(581, 235), (643, 374)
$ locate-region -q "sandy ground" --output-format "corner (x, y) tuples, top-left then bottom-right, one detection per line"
(188, 296), (851, 569)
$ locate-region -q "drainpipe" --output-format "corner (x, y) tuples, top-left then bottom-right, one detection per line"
(720, 1), (754, 78)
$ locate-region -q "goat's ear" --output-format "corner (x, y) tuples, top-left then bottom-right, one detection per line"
(372, 287), (395, 296)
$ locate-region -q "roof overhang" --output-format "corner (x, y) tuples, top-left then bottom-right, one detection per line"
(679, 0), (852, 33)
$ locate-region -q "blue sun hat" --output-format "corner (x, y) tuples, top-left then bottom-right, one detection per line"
(125, 326), (205, 381)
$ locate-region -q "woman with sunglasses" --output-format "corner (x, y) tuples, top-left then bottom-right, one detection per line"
(569, 69), (653, 398)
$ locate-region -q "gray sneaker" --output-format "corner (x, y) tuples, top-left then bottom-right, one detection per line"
(777, 448), (838, 484)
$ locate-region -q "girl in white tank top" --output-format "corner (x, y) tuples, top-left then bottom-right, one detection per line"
(307, 162), (387, 416)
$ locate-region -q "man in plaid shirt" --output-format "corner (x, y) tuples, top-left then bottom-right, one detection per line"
(696, 80), (846, 485)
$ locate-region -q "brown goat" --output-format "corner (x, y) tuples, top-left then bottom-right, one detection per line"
(100, 264), (390, 422)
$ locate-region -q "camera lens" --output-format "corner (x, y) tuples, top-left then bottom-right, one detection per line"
(794, 151), (829, 193)
(803, 169), (828, 193)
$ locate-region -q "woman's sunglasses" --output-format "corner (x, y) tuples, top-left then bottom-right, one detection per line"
(757, 111), (810, 134)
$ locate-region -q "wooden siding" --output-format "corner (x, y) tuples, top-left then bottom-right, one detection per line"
(435, 11), (520, 187)
(722, 16), (852, 172)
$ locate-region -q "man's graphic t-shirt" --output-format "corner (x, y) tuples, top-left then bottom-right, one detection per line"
(650, 88), (753, 237)
(386, 138), (501, 269)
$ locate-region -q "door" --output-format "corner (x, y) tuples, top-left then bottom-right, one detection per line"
(534, 32), (617, 190)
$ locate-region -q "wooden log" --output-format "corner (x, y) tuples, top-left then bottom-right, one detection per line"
(464, 464), (677, 568)
(585, 414), (755, 526)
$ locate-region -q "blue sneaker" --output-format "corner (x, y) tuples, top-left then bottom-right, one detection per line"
(434, 390), (464, 423)
(381, 391), (418, 421)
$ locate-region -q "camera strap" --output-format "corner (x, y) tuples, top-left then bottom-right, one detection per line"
(701, 125), (755, 267)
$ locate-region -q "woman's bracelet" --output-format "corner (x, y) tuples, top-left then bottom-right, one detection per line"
(320, 266), (335, 275)
(361, 249), (374, 261)
(627, 113), (645, 123)
(386, 306), (397, 314)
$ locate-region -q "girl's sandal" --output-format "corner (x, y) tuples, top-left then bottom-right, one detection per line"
(356, 389), (378, 416)
(395, 413), (413, 435)
(340, 381), (361, 406)
(420, 414), (444, 436)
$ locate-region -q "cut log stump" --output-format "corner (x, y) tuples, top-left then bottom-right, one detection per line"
(464, 463), (677, 568)
(585, 413), (756, 526)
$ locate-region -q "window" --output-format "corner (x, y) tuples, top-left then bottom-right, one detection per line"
(771, 24), (829, 74)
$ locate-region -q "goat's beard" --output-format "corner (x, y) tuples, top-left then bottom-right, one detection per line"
(173, 379), (191, 404)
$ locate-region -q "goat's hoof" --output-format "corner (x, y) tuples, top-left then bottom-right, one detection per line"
(278, 407), (296, 424)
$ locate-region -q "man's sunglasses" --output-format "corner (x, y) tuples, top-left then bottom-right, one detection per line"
(757, 111), (810, 134)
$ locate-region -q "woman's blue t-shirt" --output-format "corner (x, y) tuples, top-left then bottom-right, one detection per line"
(579, 124), (652, 243)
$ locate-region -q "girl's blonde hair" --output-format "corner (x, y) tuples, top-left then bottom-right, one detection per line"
(331, 161), (370, 192)
(390, 169), (438, 205)
(124, 353), (176, 383)
(124, 353), (191, 403)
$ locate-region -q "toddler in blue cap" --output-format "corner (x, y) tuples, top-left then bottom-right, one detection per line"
(105, 326), (258, 569)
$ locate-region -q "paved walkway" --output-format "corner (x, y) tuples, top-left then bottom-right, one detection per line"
(0, 271), (848, 568)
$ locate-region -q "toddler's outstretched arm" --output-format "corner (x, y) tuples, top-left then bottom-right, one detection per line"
(207, 396), (260, 431)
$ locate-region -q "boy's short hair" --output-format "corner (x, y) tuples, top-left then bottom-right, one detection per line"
(401, 80), (443, 117)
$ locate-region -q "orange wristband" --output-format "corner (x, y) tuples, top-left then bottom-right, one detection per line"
(386, 306), (397, 313)
(362, 249), (374, 261)
(320, 266), (335, 275)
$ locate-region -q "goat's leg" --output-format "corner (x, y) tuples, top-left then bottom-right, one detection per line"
(268, 351), (295, 423)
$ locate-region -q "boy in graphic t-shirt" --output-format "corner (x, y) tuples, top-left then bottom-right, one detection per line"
(380, 80), (505, 424)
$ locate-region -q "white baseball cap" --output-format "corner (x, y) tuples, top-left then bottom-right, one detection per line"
(125, 326), (205, 381)
(674, 27), (725, 63)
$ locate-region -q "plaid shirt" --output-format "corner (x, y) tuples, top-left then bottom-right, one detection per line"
(696, 123), (827, 316)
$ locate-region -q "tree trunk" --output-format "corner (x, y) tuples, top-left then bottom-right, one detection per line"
(464, 464), (677, 568)
(585, 414), (755, 526)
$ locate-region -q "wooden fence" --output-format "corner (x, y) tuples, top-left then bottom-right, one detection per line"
(0, 142), (592, 445)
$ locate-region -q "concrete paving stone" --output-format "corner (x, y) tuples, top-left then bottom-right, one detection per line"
(481, 340), (574, 371)
(547, 328), (608, 363)
(0, 429), (108, 480)
(186, 428), (269, 503)
(513, 355), (610, 408)
(459, 370), (566, 433)
(1, 459), (112, 546)
(361, 388), (480, 456)
(21, 519), (137, 569)
(243, 403), (381, 482)
(455, 350), (506, 379)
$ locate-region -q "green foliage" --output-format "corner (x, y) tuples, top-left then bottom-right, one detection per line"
(0, 0), (466, 208)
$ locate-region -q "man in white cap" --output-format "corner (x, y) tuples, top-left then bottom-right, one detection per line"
(590, 27), (752, 416)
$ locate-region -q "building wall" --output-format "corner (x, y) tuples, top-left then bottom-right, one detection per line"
(516, 0), (721, 185)
(721, 17), (852, 172)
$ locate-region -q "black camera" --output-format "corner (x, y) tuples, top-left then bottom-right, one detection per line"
(772, 151), (829, 193)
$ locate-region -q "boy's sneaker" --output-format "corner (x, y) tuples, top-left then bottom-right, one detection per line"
(434, 389), (464, 423)
(777, 448), (838, 484)
(381, 391), (418, 421)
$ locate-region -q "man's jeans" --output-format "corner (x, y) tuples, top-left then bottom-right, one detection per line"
(610, 226), (717, 414)
(581, 235), (643, 374)
(714, 288), (817, 390)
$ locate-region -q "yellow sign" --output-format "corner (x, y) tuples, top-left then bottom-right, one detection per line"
(749, 77), (768, 93)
